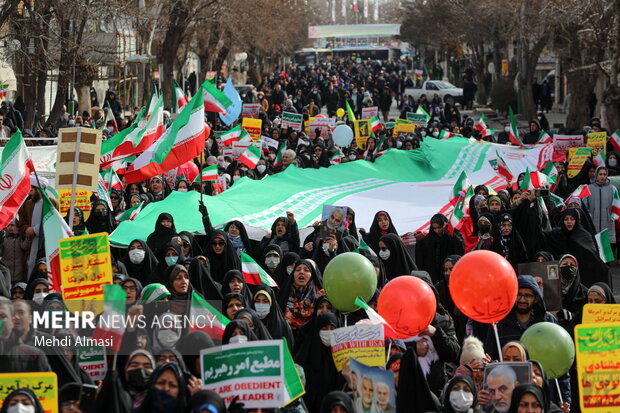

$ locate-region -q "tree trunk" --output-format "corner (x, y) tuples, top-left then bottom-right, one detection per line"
(602, 83), (620, 132)
(214, 46), (230, 79)
(565, 68), (597, 130)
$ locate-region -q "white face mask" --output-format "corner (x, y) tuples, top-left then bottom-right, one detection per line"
(449, 389), (474, 412)
(229, 334), (248, 344)
(322, 243), (331, 255)
(265, 257), (280, 269)
(348, 154), (356, 160)
(432, 131), (439, 137)
(286, 266), (294, 275)
(33, 292), (48, 305)
(609, 158), (618, 167)
(157, 329), (179, 347)
(378, 249), (391, 260)
(396, 141), (403, 149)
(420, 130), (427, 137)
(255, 303), (270, 319)
(129, 249), (146, 264)
(177, 188), (188, 192)
(7, 404), (35, 413)
(257, 165), (267, 174)
(233, 175), (240, 181)
(505, 126), (511, 133)
(319, 330), (332, 346)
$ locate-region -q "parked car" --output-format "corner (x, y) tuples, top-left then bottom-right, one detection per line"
(404, 81), (463, 106)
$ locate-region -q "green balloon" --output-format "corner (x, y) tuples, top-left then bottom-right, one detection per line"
(323, 252), (377, 312)
(521, 322), (575, 379)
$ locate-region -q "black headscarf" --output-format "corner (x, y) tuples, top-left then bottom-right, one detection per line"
(146, 213), (178, 257)
(508, 384), (548, 413)
(187, 257), (222, 301)
(442, 375), (477, 413)
(272, 251), (299, 287)
(360, 250), (387, 288)
(491, 212), (528, 270)
(276, 259), (324, 330)
(320, 391), (355, 413)
(221, 269), (253, 305)
(178, 231), (203, 258)
(396, 346), (442, 412)
(251, 287), (294, 349)
(379, 233), (417, 280)
(234, 308), (273, 340)
(85, 199), (116, 234)
(265, 216), (300, 255)
(121, 239), (159, 285)
(545, 208), (610, 286)
(24, 277), (48, 301)
(65, 207), (87, 236)
(166, 264), (191, 300)
(588, 282), (616, 303)
(415, 213), (464, 284)
(223, 292), (246, 321)
(0, 388), (44, 413)
(151, 242), (186, 285)
(294, 312), (344, 412)
(138, 363), (187, 413)
(205, 230), (241, 284)
(221, 319), (258, 344)
(363, 210), (398, 253)
(261, 243), (283, 276)
(121, 277), (143, 305)
(224, 220), (256, 258)
(558, 254), (589, 314)
(534, 251), (555, 262)
(187, 390), (226, 413)
(346, 208), (359, 241)
(435, 255), (461, 315)
(175, 331), (214, 377)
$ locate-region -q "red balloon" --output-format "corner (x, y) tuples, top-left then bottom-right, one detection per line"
(176, 161), (199, 183)
(378, 276), (436, 338)
(449, 250), (517, 323)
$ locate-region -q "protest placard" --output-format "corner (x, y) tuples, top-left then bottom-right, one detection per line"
(242, 118), (262, 141)
(385, 121), (395, 130)
(587, 131), (607, 157)
(406, 112), (429, 127)
(582, 304), (620, 324)
(0, 372), (58, 413)
(361, 106), (378, 119)
(575, 323), (620, 412)
(393, 119), (415, 137)
(200, 339), (303, 409)
(568, 147), (593, 178)
(517, 261), (561, 311)
(281, 112), (303, 131)
(78, 345), (107, 381)
(58, 189), (93, 220)
(59, 233), (113, 312)
(553, 134), (584, 159)
(55, 127), (102, 192)
(260, 136), (280, 150)
(329, 324), (384, 371)
(349, 357), (395, 413)
(241, 103), (261, 118)
(308, 117), (336, 138)
(354, 119), (372, 150)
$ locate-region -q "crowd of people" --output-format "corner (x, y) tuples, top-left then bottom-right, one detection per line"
(0, 57), (618, 413)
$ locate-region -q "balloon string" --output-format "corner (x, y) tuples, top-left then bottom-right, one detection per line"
(555, 379), (564, 405)
(492, 323), (503, 362)
(344, 313), (348, 327)
(386, 341), (392, 363)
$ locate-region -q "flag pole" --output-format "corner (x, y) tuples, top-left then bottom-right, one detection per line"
(200, 148), (205, 203)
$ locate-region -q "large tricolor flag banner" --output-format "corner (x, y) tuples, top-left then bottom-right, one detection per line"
(202, 79), (233, 114)
(240, 252), (278, 287)
(0, 130), (34, 228)
(40, 189), (73, 291)
(91, 284), (127, 352)
(125, 88), (209, 184)
(110, 137), (552, 246)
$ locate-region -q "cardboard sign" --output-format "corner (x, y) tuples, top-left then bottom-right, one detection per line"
(553, 134), (584, 158)
(55, 127), (102, 191)
(78, 345), (107, 381)
(575, 323), (620, 412)
(517, 261), (562, 311)
(361, 106), (378, 119)
(329, 324), (384, 371)
(567, 147), (592, 178)
(406, 112), (429, 126)
(582, 304), (620, 324)
(349, 357), (396, 413)
(201, 340), (299, 409)
(393, 119), (415, 137)
(58, 189), (93, 221)
(354, 119), (372, 150)
(0, 372), (58, 413)
(587, 131), (607, 157)
(281, 112), (303, 131)
(242, 118), (262, 141)
(241, 103), (260, 118)
(59, 233), (113, 312)
(261, 136), (279, 149)
(308, 117), (335, 138)
(385, 121), (395, 130)
(232, 140), (261, 159)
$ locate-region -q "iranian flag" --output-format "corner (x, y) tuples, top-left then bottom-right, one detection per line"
(172, 80), (188, 114)
(92, 284), (126, 352)
(495, 151), (513, 182)
(274, 141), (288, 167)
(145, 86), (159, 120)
(195, 164), (218, 182)
(610, 130), (620, 152)
(0, 130), (34, 228)
(189, 291), (229, 339)
(100, 106), (146, 167)
(595, 229), (615, 262)
(451, 170), (471, 202)
(330, 152), (341, 165)
(124, 88), (209, 184)
(439, 130), (459, 139)
(612, 187), (620, 220)
(354, 296), (396, 339)
(542, 161), (558, 181)
(570, 184), (591, 199)
(508, 107), (524, 147)
(239, 144), (261, 169)
(549, 193), (565, 208)
(370, 116), (382, 132)
(115, 201), (144, 222)
(538, 130), (552, 144)
(101, 167), (122, 191)
(416, 105), (431, 122)
(218, 124), (243, 146)
(450, 186), (473, 229)
(529, 170), (555, 188)
(373, 137), (386, 157)
(40, 190), (73, 292)
(202, 79), (232, 114)
(240, 252), (278, 287)
(96, 174), (113, 208)
(593, 151), (605, 167)
(103, 102), (118, 132)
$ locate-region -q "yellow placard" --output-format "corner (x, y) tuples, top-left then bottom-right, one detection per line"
(330, 325), (385, 372)
(58, 189), (93, 221)
(0, 372), (58, 413)
(575, 323), (620, 412)
(354, 119), (372, 150)
(567, 147), (593, 178)
(241, 118), (262, 142)
(582, 304), (620, 324)
(59, 232), (113, 314)
(587, 131), (607, 157)
(392, 119), (415, 137)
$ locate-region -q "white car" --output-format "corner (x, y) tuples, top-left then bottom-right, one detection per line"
(405, 81), (464, 106)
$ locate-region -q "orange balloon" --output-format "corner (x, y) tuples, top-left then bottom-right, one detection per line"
(314, 114), (326, 118)
(449, 250), (517, 323)
(378, 276), (436, 338)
